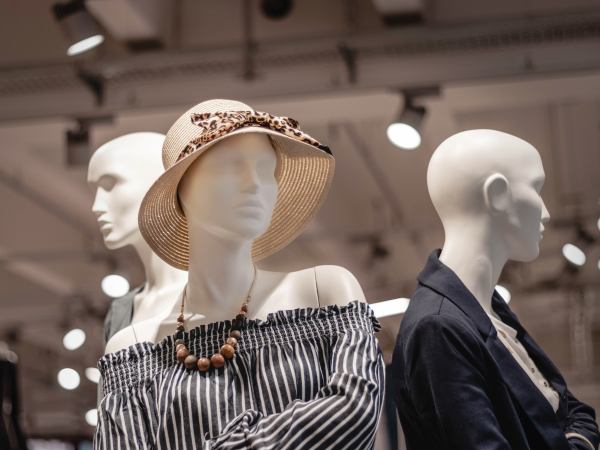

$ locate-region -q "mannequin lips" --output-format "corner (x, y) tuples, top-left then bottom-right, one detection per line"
(98, 220), (112, 233)
(236, 200), (263, 211)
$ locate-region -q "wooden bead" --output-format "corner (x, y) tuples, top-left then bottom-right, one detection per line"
(241, 303), (248, 313)
(220, 344), (235, 359)
(175, 339), (185, 347)
(176, 343), (187, 352)
(230, 329), (241, 339)
(176, 347), (189, 362)
(226, 337), (237, 347)
(235, 313), (246, 322)
(211, 353), (225, 368)
(197, 357), (211, 372)
(184, 354), (198, 369)
(232, 319), (243, 329)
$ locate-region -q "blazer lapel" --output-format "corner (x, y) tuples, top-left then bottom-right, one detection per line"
(492, 294), (569, 423)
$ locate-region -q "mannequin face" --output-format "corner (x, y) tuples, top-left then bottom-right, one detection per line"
(178, 132), (278, 243)
(87, 133), (165, 250)
(500, 152), (550, 262)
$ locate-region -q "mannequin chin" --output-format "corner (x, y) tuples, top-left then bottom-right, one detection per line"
(178, 132), (279, 242)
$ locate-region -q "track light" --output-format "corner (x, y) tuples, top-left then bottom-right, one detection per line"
(387, 98), (426, 150)
(52, 1), (105, 56)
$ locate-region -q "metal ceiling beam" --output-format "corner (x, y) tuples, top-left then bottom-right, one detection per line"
(1, 12), (600, 121)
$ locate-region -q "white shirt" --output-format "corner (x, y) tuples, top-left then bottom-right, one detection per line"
(488, 312), (560, 412)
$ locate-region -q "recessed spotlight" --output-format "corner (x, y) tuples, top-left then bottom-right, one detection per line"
(562, 243), (586, 266)
(57, 368), (80, 390)
(85, 408), (98, 427)
(63, 328), (86, 350)
(101, 274), (130, 298)
(495, 285), (511, 303)
(370, 298), (410, 318)
(85, 367), (100, 384)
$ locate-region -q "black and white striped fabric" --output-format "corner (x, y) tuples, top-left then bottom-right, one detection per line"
(94, 301), (385, 450)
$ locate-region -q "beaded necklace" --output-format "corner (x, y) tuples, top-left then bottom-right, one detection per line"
(174, 266), (257, 372)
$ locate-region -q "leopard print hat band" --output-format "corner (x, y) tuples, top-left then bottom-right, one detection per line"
(176, 110), (332, 164)
(138, 99), (335, 270)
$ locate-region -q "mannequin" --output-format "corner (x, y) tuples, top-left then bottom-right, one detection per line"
(87, 132), (187, 353)
(391, 129), (599, 450)
(93, 99), (384, 450)
(103, 131), (365, 353)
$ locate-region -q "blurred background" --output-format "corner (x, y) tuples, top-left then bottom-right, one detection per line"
(0, 0), (599, 449)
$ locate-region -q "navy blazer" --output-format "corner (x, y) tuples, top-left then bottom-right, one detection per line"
(391, 250), (599, 450)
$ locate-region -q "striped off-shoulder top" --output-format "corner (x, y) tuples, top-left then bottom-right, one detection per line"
(94, 301), (385, 450)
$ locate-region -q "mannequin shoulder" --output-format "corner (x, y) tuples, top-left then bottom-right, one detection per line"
(313, 265), (366, 307)
(259, 266), (365, 309)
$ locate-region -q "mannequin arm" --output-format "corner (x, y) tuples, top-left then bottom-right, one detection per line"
(564, 391), (600, 450)
(400, 314), (513, 450)
(203, 325), (384, 449)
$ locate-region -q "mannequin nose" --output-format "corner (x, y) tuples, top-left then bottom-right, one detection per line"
(91, 193), (106, 218)
(541, 201), (550, 225)
(241, 166), (261, 193)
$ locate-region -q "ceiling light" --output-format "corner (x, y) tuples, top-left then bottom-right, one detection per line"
(63, 328), (86, 350)
(387, 100), (426, 150)
(370, 298), (410, 318)
(85, 367), (100, 384)
(562, 243), (586, 266)
(52, 1), (105, 56)
(101, 274), (130, 298)
(495, 285), (511, 303)
(85, 408), (98, 427)
(57, 368), (80, 390)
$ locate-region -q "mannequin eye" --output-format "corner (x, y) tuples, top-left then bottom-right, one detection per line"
(97, 175), (118, 192)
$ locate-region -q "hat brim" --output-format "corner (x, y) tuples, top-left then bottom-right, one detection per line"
(138, 126), (335, 270)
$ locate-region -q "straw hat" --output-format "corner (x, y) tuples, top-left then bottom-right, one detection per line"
(138, 99), (335, 270)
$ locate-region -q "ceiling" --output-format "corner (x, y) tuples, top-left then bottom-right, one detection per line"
(0, 0), (599, 443)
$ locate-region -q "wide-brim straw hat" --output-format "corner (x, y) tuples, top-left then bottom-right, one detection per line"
(138, 99), (335, 270)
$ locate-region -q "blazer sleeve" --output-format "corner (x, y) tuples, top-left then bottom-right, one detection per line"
(202, 326), (385, 449)
(564, 389), (600, 450)
(403, 314), (512, 450)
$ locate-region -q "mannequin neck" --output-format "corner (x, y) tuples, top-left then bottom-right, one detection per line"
(131, 237), (185, 294)
(185, 228), (257, 323)
(439, 219), (507, 313)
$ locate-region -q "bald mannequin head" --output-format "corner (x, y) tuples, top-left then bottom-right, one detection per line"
(427, 129), (550, 262)
(88, 132), (166, 249)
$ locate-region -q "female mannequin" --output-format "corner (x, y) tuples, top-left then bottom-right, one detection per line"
(87, 132), (187, 348)
(94, 100), (384, 450)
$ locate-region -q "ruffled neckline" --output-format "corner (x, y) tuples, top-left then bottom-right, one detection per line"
(98, 300), (379, 367)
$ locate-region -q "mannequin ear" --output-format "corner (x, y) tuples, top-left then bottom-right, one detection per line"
(483, 173), (510, 213)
